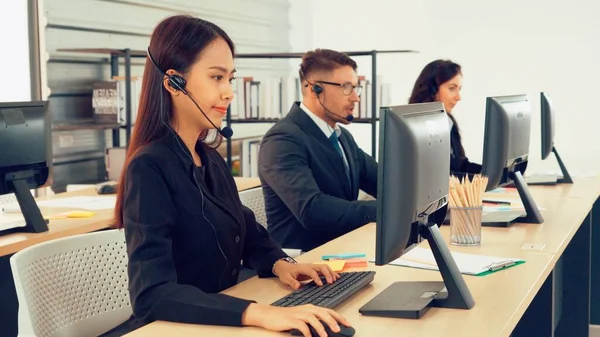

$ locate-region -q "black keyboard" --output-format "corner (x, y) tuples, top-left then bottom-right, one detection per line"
(272, 271), (375, 309)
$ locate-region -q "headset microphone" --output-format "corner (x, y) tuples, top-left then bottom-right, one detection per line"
(147, 47), (233, 139)
(301, 67), (355, 123)
(311, 82), (355, 123)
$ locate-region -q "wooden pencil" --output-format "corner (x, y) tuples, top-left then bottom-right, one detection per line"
(449, 174), (488, 244)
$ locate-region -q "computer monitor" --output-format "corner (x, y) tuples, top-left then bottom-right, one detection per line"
(359, 102), (475, 319)
(0, 101), (51, 233)
(480, 95), (543, 224)
(540, 92), (573, 184)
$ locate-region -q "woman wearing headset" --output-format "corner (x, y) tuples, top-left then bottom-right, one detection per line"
(105, 15), (349, 337)
(409, 60), (482, 176)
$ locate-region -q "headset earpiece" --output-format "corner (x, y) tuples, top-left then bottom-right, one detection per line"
(429, 84), (438, 97)
(429, 65), (439, 97)
(312, 83), (323, 95)
(167, 74), (187, 94)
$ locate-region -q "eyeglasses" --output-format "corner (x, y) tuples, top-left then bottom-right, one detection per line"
(317, 81), (363, 96)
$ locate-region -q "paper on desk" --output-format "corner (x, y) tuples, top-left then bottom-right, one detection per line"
(481, 198), (546, 213)
(373, 247), (524, 276)
(2, 196), (116, 212)
(315, 260), (346, 272)
(0, 217), (26, 232)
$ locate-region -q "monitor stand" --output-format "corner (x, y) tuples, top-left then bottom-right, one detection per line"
(359, 223), (475, 319)
(2, 174), (49, 234)
(525, 174), (558, 186)
(553, 146), (573, 184)
(526, 146), (573, 186)
(510, 171), (544, 224)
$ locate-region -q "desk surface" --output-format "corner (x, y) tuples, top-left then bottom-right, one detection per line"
(125, 224), (554, 337)
(0, 177), (261, 257)
(481, 176), (599, 256)
(125, 176), (600, 337)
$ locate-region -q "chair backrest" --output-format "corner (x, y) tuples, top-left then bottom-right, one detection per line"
(1, 189), (37, 205)
(238, 187), (267, 228)
(10, 229), (132, 337)
(0, 193), (18, 205)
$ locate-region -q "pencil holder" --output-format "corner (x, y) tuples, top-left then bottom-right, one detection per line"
(450, 206), (483, 246)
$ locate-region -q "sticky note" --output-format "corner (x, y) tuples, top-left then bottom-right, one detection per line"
(44, 211), (96, 220)
(321, 253), (366, 260)
(65, 211), (95, 218)
(315, 260), (346, 272)
(340, 258), (368, 268)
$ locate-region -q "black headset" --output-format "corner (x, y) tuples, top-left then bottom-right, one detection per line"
(428, 64), (440, 97)
(300, 68), (354, 123)
(146, 47), (233, 138)
(147, 48), (187, 94)
(312, 83), (324, 95)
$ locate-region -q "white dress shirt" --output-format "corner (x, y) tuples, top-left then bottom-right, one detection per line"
(299, 103), (350, 171)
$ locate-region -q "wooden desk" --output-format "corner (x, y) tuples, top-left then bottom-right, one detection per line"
(0, 177), (262, 257)
(496, 175), (600, 202)
(233, 177), (261, 192)
(125, 177), (600, 337)
(481, 177), (599, 255)
(126, 223), (555, 337)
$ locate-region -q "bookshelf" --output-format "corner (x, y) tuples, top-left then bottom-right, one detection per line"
(224, 49), (419, 169)
(57, 48), (419, 172)
(56, 48), (147, 148)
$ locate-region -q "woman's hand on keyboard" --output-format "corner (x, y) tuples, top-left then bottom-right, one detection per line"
(242, 303), (351, 337)
(273, 262), (340, 290)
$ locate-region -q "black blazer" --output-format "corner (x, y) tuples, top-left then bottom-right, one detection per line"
(258, 103), (378, 252)
(103, 132), (287, 336)
(450, 124), (481, 177)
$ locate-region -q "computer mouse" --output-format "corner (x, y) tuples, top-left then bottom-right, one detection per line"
(96, 184), (117, 195)
(290, 320), (355, 337)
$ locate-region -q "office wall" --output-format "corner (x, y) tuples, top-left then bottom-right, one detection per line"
(292, 0), (600, 174)
(44, 0), (292, 190)
(0, 2), (32, 101)
(428, 0), (600, 174)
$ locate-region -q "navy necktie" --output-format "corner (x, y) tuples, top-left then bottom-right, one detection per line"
(329, 133), (350, 185)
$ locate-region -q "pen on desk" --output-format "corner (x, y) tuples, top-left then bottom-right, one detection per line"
(482, 199), (512, 206)
(488, 261), (516, 271)
(1, 207), (21, 214)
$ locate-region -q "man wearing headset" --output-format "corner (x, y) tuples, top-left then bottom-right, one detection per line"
(258, 49), (378, 253)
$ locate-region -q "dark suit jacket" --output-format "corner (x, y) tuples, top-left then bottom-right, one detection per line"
(258, 103), (378, 252)
(450, 124), (481, 178)
(102, 132), (287, 336)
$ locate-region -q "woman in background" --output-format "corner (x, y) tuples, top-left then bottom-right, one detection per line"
(408, 60), (482, 176)
(103, 15), (350, 337)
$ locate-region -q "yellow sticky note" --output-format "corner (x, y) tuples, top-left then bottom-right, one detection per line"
(65, 211), (95, 218)
(44, 210), (96, 220)
(315, 260), (346, 272)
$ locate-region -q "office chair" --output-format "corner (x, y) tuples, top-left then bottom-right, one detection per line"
(10, 229), (132, 337)
(239, 187), (269, 228)
(1, 189), (38, 205)
(238, 188), (301, 258)
(0, 193), (18, 205)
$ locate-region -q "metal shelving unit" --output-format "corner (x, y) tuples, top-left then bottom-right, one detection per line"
(224, 49), (419, 168)
(57, 48), (147, 148)
(57, 48), (419, 168)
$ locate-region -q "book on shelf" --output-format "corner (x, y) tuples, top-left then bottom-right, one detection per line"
(229, 75), (390, 122)
(92, 76), (142, 125)
(230, 75), (301, 121)
(218, 136), (263, 177)
(358, 75), (391, 120)
(240, 137), (262, 177)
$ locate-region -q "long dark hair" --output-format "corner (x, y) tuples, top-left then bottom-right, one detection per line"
(114, 15), (235, 228)
(409, 59), (464, 157)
